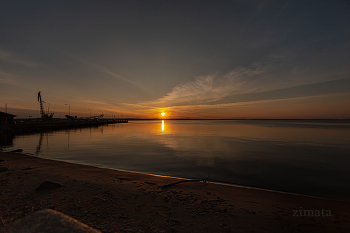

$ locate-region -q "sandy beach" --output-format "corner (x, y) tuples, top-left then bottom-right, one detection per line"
(1, 151), (349, 232)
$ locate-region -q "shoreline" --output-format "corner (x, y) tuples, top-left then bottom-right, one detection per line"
(67, 162), (350, 203)
(10, 152), (348, 203)
(1, 151), (350, 232)
(208, 181), (350, 203)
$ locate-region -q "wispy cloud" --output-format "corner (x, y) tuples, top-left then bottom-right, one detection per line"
(0, 70), (22, 86)
(140, 64), (270, 107)
(0, 50), (40, 67)
(136, 77), (350, 118)
(75, 98), (119, 111)
(63, 52), (148, 91)
(0, 71), (13, 77)
(74, 98), (141, 117)
(145, 92), (348, 118)
(135, 60), (350, 118)
(77, 98), (111, 106)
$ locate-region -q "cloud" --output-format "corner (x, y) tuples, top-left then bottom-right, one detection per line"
(0, 71), (12, 77)
(149, 92), (348, 118)
(140, 78), (350, 119)
(0, 71), (22, 86)
(0, 50), (40, 67)
(63, 52), (147, 91)
(76, 98), (110, 106)
(75, 98), (119, 111)
(135, 63), (350, 118)
(74, 98), (142, 117)
(140, 64), (270, 107)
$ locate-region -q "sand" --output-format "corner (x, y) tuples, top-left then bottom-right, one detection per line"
(0, 151), (349, 232)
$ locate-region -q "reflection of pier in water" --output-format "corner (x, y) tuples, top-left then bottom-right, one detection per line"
(1, 122), (126, 154)
(35, 123), (125, 154)
(35, 133), (43, 154)
(0, 131), (48, 155)
(35, 132), (52, 155)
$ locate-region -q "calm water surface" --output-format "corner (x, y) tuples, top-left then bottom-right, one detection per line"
(2, 120), (350, 201)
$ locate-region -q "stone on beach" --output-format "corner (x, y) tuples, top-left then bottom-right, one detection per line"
(0, 209), (100, 233)
(0, 166), (9, 172)
(9, 149), (23, 153)
(36, 181), (63, 191)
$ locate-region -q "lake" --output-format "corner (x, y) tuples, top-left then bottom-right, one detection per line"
(2, 120), (350, 201)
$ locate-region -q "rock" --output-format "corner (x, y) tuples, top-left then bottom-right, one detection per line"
(22, 167), (32, 170)
(9, 149), (23, 153)
(116, 177), (131, 181)
(0, 167), (9, 172)
(0, 209), (100, 233)
(36, 181), (63, 191)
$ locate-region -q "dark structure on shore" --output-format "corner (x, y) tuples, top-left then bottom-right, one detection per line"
(38, 91), (54, 121)
(0, 111), (16, 125)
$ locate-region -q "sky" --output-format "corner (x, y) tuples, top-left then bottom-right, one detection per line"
(1, 0), (349, 119)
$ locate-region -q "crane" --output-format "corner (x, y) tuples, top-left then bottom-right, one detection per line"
(38, 91), (54, 121)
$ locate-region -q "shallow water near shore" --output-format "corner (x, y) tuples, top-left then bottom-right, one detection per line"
(2, 120), (350, 201)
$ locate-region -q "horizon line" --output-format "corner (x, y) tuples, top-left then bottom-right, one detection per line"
(14, 117), (350, 121)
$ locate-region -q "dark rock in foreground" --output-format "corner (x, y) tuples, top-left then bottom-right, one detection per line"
(36, 181), (63, 191)
(0, 209), (100, 233)
(9, 149), (23, 153)
(0, 166), (9, 172)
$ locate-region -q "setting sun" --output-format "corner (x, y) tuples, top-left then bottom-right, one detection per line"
(161, 112), (165, 117)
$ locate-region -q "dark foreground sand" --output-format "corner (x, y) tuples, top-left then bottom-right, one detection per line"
(1, 152), (349, 232)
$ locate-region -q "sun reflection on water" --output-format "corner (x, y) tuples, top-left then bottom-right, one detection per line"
(162, 120), (164, 132)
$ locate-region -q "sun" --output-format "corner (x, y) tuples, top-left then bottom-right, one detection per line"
(161, 112), (165, 117)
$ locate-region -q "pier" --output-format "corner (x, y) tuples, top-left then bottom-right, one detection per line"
(0, 119), (128, 133)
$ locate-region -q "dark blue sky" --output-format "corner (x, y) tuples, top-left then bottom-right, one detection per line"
(1, 0), (349, 118)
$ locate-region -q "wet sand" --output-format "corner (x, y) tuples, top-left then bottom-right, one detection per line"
(1, 151), (349, 232)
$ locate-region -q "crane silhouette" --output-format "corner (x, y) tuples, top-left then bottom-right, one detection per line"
(38, 91), (54, 121)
